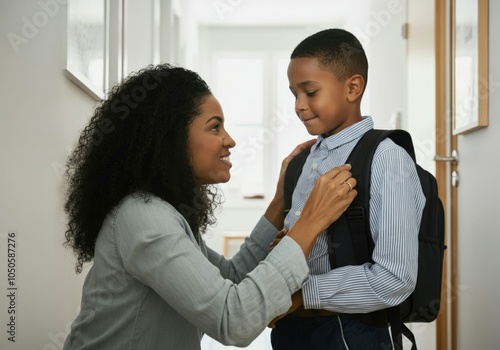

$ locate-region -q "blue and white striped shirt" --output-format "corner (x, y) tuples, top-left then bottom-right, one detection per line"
(284, 116), (426, 313)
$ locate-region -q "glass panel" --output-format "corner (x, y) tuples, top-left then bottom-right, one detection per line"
(213, 58), (264, 125)
(213, 57), (265, 199)
(273, 58), (311, 176)
(220, 125), (264, 198)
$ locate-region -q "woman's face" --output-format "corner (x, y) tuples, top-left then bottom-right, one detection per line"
(188, 95), (236, 185)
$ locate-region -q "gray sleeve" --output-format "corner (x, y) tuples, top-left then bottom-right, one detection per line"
(114, 197), (308, 347)
(206, 216), (279, 283)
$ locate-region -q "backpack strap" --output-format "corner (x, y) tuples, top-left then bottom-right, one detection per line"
(283, 147), (310, 216)
(388, 304), (417, 350)
(402, 323), (417, 350)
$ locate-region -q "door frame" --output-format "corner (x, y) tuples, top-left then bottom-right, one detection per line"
(435, 0), (458, 349)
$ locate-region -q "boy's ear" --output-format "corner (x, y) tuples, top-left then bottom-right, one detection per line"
(345, 74), (365, 102)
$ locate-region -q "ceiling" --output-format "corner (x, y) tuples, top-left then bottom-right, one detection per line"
(188, 0), (372, 28)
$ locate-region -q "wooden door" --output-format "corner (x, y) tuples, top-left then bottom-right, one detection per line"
(435, 0), (458, 349)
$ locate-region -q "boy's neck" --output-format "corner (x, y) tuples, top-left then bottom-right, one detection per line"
(321, 113), (364, 138)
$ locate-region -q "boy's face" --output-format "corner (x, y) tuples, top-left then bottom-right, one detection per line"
(287, 57), (360, 137)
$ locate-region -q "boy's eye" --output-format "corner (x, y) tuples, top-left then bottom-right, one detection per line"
(211, 123), (220, 132)
(306, 91), (317, 97)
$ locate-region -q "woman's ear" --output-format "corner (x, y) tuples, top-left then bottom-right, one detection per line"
(346, 74), (365, 103)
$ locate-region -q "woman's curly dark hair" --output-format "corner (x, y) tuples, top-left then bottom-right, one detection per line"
(64, 63), (221, 273)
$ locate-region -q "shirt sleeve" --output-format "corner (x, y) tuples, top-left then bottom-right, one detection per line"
(206, 216), (279, 283)
(114, 197), (308, 346)
(302, 144), (426, 313)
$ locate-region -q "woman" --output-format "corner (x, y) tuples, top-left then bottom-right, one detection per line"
(62, 64), (356, 349)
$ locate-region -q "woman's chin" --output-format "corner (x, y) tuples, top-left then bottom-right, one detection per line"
(207, 172), (231, 185)
(219, 174), (231, 183)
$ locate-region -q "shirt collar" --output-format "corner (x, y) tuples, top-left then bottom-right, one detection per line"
(312, 116), (374, 151)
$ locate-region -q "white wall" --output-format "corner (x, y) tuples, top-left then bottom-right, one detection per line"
(345, 0), (408, 131)
(455, 0), (500, 348)
(0, 1), (173, 348)
(0, 1), (94, 349)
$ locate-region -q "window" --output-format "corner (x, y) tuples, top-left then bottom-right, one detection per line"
(209, 52), (309, 204)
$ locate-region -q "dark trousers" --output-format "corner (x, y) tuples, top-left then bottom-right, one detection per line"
(270, 314), (393, 350)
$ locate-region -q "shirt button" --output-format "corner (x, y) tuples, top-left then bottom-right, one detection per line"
(295, 210), (301, 216)
(312, 163), (318, 170)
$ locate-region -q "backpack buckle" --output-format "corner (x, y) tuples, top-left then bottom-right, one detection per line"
(347, 207), (365, 221)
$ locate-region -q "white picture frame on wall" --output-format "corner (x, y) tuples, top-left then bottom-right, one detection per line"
(451, 0), (489, 135)
(64, 0), (108, 101)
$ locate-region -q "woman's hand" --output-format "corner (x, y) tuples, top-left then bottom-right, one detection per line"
(299, 164), (357, 232)
(269, 229), (287, 252)
(264, 139), (316, 228)
(268, 290), (303, 328)
(275, 139), (316, 201)
(287, 164), (357, 257)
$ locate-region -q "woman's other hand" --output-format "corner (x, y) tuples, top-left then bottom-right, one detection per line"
(275, 139), (316, 201)
(269, 229), (287, 252)
(264, 139), (316, 228)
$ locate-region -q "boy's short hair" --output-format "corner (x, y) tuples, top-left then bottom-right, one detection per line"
(291, 28), (368, 86)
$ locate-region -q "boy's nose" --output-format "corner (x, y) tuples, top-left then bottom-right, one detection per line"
(295, 98), (308, 114)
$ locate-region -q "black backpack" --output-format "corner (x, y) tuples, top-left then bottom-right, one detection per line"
(284, 129), (446, 350)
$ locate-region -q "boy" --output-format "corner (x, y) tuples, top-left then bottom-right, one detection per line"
(270, 29), (426, 349)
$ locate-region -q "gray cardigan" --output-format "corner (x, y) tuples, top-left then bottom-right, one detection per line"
(63, 193), (309, 349)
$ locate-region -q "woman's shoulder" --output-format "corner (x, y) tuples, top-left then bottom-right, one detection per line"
(109, 192), (194, 242)
(113, 192), (182, 221)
